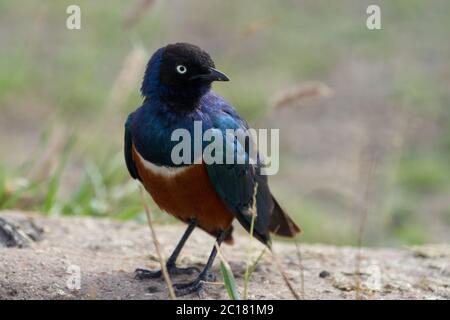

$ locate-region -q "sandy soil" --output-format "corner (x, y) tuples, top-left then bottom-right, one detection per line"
(0, 210), (449, 300)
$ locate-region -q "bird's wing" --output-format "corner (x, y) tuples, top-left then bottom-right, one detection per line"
(204, 107), (274, 245)
(124, 113), (141, 181)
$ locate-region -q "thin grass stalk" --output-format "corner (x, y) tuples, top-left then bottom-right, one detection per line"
(243, 182), (258, 299)
(294, 241), (305, 299)
(139, 186), (176, 299)
(247, 247), (267, 278)
(355, 146), (377, 299)
(270, 248), (300, 300)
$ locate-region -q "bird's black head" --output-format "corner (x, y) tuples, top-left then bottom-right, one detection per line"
(160, 43), (229, 87)
(141, 43), (229, 109)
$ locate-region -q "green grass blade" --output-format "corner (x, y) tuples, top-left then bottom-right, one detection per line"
(220, 260), (240, 300)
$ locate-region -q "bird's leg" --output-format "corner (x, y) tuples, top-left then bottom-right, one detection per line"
(135, 219), (199, 280)
(173, 230), (227, 296)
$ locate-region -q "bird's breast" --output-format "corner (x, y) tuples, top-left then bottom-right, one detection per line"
(135, 152), (192, 178)
(132, 145), (234, 237)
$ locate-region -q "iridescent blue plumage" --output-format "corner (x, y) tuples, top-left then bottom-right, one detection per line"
(126, 88), (274, 242)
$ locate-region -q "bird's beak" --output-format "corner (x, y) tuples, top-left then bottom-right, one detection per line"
(208, 67), (230, 81)
(190, 67), (230, 82)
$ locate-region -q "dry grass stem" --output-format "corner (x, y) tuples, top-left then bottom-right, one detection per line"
(243, 182), (259, 299)
(354, 145), (378, 299)
(215, 242), (231, 272)
(110, 46), (148, 111)
(270, 82), (333, 110)
(27, 127), (67, 183)
(123, 0), (157, 29)
(270, 248), (300, 300)
(139, 186), (176, 299)
(294, 241), (305, 299)
(242, 17), (279, 37)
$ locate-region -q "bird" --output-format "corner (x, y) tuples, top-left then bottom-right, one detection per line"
(124, 42), (301, 296)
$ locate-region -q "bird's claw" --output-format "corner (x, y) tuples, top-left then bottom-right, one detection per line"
(134, 265), (200, 280)
(172, 272), (216, 296)
(135, 268), (162, 279)
(173, 279), (204, 296)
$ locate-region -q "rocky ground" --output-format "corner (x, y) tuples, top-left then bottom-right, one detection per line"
(0, 210), (449, 300)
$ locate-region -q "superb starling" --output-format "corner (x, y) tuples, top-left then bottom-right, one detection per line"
(124, 43), (301, 296)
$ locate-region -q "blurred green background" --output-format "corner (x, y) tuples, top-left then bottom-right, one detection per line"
(1, 0), (449, 246)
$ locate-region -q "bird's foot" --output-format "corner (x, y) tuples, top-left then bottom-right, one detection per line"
(134, 268), (162, 279)
(173, 278), (204, 296)
(173, 272), (216, 296)
(134, 265), (200, 280)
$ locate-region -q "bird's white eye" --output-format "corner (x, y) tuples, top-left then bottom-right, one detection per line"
(176, 65), (187, 74)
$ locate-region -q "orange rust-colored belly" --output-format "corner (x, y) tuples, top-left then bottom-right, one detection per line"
(132, 146), (234, 237)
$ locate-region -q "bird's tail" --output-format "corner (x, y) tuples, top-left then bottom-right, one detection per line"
(269, 197), (302, 237)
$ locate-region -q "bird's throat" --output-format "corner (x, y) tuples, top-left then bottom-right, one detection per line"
(158, 83), (211, 113)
